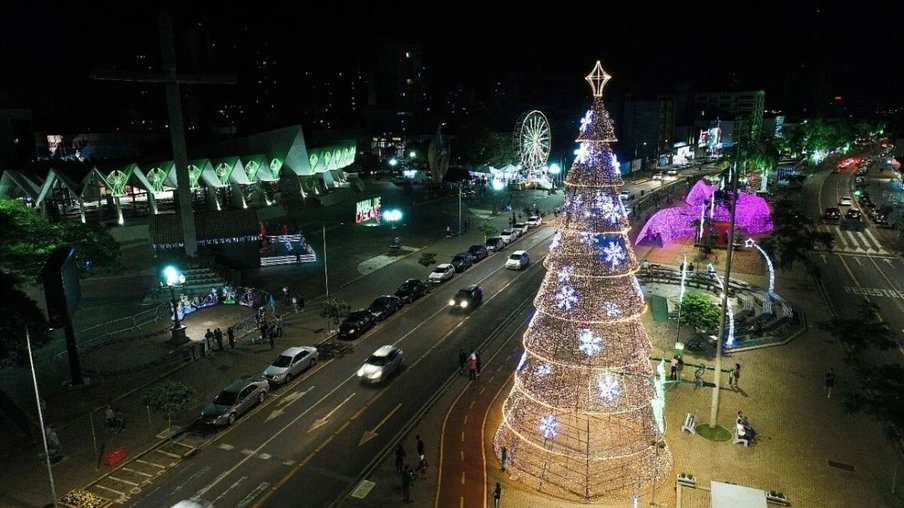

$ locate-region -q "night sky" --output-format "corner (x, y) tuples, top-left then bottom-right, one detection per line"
(2, 1), (899, 130)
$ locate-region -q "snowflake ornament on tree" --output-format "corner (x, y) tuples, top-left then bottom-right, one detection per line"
(570, 193), (585, 211)
(535, 363), (553, 377)
(580, 110), (593, 134)
(580, 232), (597, 246)
(574, 142), (591, 164)
(539, 415), (559, 439)
(597, 372), (620, 402)
(603, 302), (621, 317)
(555, 286), (578, 310)
(558, 265), (575, 283)
(594, 192), (623, 224)
(549, 231), (562, 251)
(517, 352), (528, 371)
(577, 329), (603, 357)
(602, 240), (626, 268)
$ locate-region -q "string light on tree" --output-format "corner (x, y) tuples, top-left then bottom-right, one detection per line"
(709, 263), (736, 346)
(745, 238), (774, 314)
(494, 60), (671, 502)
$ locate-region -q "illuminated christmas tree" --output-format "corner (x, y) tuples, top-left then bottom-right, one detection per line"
(494, 61), (671, 502)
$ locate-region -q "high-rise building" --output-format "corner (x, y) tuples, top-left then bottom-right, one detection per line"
(365, 42), (428, 140)
(691, 90), (765, 140)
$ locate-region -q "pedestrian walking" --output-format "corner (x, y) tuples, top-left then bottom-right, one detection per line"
(416, 434), (425, 461)
(204, 328), (214, 350)
(214, 328), (223, 350)
(446, 225), (451, 237)
(417, 456), (428, 479)
(500, 446), (508, 471)
(476, 350), (482, 376)
(227, 327), (235, 348)
(401, 465), (414, 502)
(468, 353), (478, 381)
(282, 286), (289, 305)
(730, 363), (741, 388)
(458, 349), (467, 375)
(267, 332), (275, 350)
(274, 315), (283, 338)
(45, 425), (62, 460)
(291, 295), (299, 314)
(493, 482), (501, 508)
(394, 443), (406, 473)
(825, 368), (836, 398)
(670, 356), (679, 381)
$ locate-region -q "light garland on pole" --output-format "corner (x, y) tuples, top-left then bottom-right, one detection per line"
(745, 238), (774, 315)
(494, 61), (671, 503)
(675, 253), (688, 348)
(708, 263), (736, 347)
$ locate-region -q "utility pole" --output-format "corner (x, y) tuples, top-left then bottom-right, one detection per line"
(709, 140), (743, 428)
(90, 13), (236, 257)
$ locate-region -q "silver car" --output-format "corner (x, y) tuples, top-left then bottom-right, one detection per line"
(202, 378), (269, 426)
(357, 345), (404, 384)
(262, 346), (319, 385)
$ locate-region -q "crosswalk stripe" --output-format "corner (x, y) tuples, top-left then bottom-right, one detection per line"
(863, 228), (889, 255)
(843, 230), (865, 252)
(819, 224), (893, 256)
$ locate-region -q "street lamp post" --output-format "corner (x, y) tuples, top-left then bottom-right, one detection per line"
(549, 163), (561, 188)
(162, 266), (187, 344)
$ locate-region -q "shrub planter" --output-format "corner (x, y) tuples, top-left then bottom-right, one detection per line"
(677, 473), (696, 488)
(766, 490), (789, 505)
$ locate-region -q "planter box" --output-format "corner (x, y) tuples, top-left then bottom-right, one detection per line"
(766, 493), (789, 505)
(677, 476), (697, 488)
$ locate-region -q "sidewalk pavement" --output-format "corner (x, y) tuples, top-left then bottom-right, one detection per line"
(0, 188), (565, 508)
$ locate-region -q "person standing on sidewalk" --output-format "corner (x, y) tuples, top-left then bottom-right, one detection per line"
(730, 363), (741, 389)
(274, 314), (283, 338)
(500, 446), (508, 471)
(394, 443), (406, 473)
(468, 352), (478, 381)
(825, 368), (836, 398)
(458, 349), (467, 375)
(416, 434), (425, 461)
(476, 350), (482, 376)
(282, 286), (289, 305)
(401, 464), (414, 502)
(204, 329), (214, 350)
(493, 482), (501, 508)
(214, 328), (223, 350)
(227, 327), (235, 348)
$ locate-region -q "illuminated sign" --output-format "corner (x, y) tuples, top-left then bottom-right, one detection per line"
(356, 196), (382, 224)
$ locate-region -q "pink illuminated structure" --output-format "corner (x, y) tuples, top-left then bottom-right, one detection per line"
(635, 181), (772, 247)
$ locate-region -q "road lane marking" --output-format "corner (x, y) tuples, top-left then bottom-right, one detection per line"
(94, 484), (126, 497)
(463, 415), (468, 424)
(108, 475), (139, 486)
(135, 459), (166, 469)
(359, 403), (402, 446)
(212, 475), (247, 505)
(266, 386), (315, 422)
(235, 482), (269, 508)
(308, 393), (356, 433)
(121, 467), (154, 478)
(461, 471), (466, 484)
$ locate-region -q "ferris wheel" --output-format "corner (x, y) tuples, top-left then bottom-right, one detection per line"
(514, 110), (551, 172)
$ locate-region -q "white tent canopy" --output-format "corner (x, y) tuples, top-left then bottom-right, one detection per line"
(711, 481), (767, 508)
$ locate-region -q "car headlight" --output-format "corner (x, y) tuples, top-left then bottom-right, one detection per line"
(449, 299), (456, 306)
(215, 414), (229, 423)
(357, 367), (365, 376)
(369, 371), (383, 379)
(348, 328), (356, 333)
(460, 301), (469, 308)
(272, 373), (283, 380)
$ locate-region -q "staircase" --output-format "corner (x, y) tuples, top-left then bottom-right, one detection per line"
(180, 267), (227, 296)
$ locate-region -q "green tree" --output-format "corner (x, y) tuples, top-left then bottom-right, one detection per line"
(759, 186), (834, 276)
(680, 293), (721, 333)
(818, 300), (897, 357)
(141, 380), (195, 439)
(453, 126), (513, 168)
(418, 252), (437, 267)
(478, 221), (498, 240)
(319, 298), (351, 327)
(0, 272), (51, 366)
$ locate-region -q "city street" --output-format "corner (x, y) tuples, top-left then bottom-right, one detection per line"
(126, 226), (554, 507)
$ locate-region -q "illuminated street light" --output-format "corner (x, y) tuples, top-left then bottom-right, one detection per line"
(492, 179), (505, 191)
(382, 209), (403, 229)
(161, 265), (187, 343)
(409, 151), (416, 159)
(389, 158), (398, 166)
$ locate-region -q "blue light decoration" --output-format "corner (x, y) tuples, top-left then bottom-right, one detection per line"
(536, 363), (553, 377)
(597, 372), (620, 402)
(601, 240), (626, 268)
(745, 238), (774, 314)
(708, 263), (735, 346)
(612, 153), (621, 174)
(517, 351), (528, 371)
(539, 415), (559, 439)
(651, 358), (666, 434)
(558, 265), (575, 283)
(594, 192), (623, 224)
(580, 110), (593, 134)
(574, 142), (591, 163)
(555, 286), (578, 310)
(603, 302), (621, 317)
(580, 232), (597, 246)
(577, 329), (603, 357)
(570, 192), (585, 212)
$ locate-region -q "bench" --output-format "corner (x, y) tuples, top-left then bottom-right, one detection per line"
(681, 413), (697, 434)
(732, 428), (749, 447)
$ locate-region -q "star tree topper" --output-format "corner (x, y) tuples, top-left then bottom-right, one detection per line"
(585, 60), (612, 98)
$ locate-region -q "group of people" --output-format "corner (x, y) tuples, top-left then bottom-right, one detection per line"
(105, 397), (128, 433)
(736, 410), (757, 442)
(459, 349), (482, 380)
(396, 435), (428, 503)
(203, 327), (236, 351)
(282, 286), (306, 314)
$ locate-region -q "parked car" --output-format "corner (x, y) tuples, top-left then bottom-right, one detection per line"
(262, 346), (318, 385)
(527, 215), (543, 228)
(428, 263), (456, 283)
(652, 172), (663, 181)
(505, 250), (530, 270)
(368, 295), (403, 321)
(485, 237), (506, 252)
(338, 309), (376, 339)
(500, 229), (518, 244)
(450, 252), (474, 272)
(513, 222), (529, 235)
(467, 244), (489, 262)
(823, 207), (841, 221)
(202, 378), (269, 426)
(619, 191), (632, 201)
(357, 345), (404, 384)
(395, 278), (427, 303)
(667, 168), (678, 176)
(448, 285), (483, 310)
(838, 196), (852, 206)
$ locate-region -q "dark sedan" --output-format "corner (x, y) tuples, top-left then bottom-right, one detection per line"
(338, 310), (376, 339)
(823, 207), (841, 221)
(467, 244), (488, 262)
(368, 295), (403, 321)
(395, 278), (428, 303)
(450, 252), (473, 273)
(448, 285), (483, 311)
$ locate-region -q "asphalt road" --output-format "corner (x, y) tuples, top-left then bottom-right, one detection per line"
(806, 154), (904, 357)
(125, 225), (555, 508)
